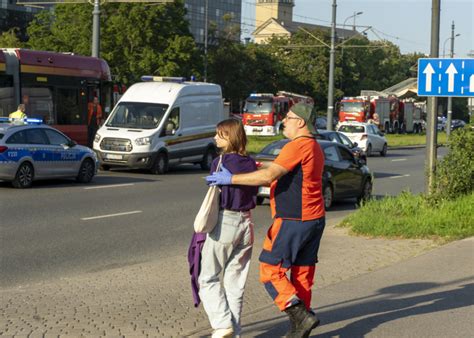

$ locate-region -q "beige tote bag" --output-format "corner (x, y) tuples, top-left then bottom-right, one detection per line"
(194, 155), (223, 233)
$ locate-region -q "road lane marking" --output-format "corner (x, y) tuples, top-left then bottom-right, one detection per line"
(390, 174), (411, 179)
(391, 158), (407, 162)
(84, 183), (135, 190)
(81, 210), (142, 221)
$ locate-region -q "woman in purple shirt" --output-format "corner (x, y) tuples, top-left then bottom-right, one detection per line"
(199, 118), (257, 338)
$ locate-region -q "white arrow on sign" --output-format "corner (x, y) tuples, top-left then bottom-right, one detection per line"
(423, 63), (435, 92)
(445, 63), (458, 92)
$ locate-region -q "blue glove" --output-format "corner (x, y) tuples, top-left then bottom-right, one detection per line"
(206, 165), (233, 186)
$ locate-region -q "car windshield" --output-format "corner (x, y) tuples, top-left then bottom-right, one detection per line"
(106, 102), (168, 129)
(244, 100), (273, 114)
(340, 102), (365, 112)
(338, 125), (365, 133)
(259, 140), (289, 156)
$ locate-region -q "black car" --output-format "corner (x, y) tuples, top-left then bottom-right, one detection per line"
(255, 139), (373, 209)
(315, 129), (367, 164)
(314, 117), (338, 130)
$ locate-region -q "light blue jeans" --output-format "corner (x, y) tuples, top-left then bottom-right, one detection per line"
(199, 209), (254, 335)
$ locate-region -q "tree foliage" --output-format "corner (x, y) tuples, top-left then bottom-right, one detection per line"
(26, 2), (201, 84)
(0, 28), (24, 48)
(24, 4), (421, 110)
(432, 128), (474, 201)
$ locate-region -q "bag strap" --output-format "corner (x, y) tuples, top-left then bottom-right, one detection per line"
(215, 155), (223, 171)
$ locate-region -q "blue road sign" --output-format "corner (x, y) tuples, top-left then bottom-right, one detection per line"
(417, 58), (474, 97)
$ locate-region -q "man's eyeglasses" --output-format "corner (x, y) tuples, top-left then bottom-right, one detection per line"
(284, 116), (303, 121)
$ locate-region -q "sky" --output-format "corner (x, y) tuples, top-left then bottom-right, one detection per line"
(241, 0), (473, 58)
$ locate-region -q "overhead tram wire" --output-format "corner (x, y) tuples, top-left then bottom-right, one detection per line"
(147, 2), (413, 49)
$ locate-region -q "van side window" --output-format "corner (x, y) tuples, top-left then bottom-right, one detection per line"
(163, 107), (180, 136)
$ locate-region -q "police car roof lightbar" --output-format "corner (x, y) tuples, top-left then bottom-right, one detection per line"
(141, 76), (186, 83)
(249, 93), (274, 98)
(0, 117), (43, 124)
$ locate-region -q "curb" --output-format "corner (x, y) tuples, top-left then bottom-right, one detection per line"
(388, 144), (446, 150)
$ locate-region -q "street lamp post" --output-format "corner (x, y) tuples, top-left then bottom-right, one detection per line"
(326, 0), (337, 131)
(442, 33), (460, 58)
(446, 21), (460, 137)
(92, 0), (100, 58)
(343, 11), (363, 31)
(204, 0), (208, 82)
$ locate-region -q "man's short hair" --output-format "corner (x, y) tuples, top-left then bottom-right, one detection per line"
(17, 104), (25, 111)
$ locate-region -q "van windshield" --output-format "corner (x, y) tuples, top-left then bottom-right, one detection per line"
(106, 102), (169, 129)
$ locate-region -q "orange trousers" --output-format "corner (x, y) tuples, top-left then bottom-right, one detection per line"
(260, 262), (315, 311)
(258, 217), (325, 311)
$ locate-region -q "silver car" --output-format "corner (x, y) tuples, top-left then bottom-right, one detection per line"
(0, 121), (97, 188)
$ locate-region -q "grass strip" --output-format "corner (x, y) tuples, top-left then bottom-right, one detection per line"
(386, 132), (447, 147)
(247, 135), (284, 154)
(339, 191), (474, 241)
(247, 132), (448, 154)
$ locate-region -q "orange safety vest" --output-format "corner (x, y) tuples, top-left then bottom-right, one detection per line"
(87, 102), (103, 126)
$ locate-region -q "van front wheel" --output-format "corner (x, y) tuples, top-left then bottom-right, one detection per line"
(201, 147), (216, 171)
(151, 153), (168, 175)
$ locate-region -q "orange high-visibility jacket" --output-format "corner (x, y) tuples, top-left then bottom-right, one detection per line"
(87, 102), (103, 126)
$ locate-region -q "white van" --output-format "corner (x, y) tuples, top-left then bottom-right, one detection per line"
(93, 77), (224, 174)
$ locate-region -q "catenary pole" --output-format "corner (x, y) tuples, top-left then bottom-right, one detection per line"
(446, 21), (455, 137)
(92, 0), (100, 58)
(425, 0), (441, 194)
(326, 0), (337, 131)
(204, 0), (208, 82)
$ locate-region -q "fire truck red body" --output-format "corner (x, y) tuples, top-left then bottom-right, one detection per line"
(243, 91), (314, 136)
(338, 97), (371, 123)
(339, 95), (405, 133)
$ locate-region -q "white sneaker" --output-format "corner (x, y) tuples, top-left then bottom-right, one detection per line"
(211, 327), (234, 338)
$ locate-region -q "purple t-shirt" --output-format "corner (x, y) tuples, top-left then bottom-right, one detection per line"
(210, 153), (258, 211)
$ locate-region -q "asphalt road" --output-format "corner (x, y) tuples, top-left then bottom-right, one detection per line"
(0, 147), (446, 287)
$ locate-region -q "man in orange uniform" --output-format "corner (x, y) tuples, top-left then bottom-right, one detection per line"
(87, 96), (103, 148)
(206, 103), (325, 337)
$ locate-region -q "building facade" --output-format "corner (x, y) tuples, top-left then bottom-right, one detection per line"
(253, 0), (357, 44)
(0, 1), (41, 40)
(183, 0), (242, 43)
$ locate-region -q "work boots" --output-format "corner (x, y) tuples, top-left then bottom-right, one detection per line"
(284, 302), (320, 338)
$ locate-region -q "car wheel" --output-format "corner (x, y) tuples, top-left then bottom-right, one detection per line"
(200, 147), (216, 171)
(12, 162), (34, 189)
(323, 184), (333, 210)
(76, 158), (95, 183)
(256, 196), (265, 205)
(357, 179), (372, 205)
(151, 152), (168, 175)
(366, 144), (372, 157)
(380, 143), (387, 157)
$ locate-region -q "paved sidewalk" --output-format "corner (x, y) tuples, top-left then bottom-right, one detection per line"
(0, 218), (442, 337)
(239, 237), (474, 337)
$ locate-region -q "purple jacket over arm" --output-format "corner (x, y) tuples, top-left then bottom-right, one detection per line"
(188, 232), (207, 307)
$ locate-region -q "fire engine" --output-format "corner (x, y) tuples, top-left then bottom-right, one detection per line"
(339, 95), (405, 133)
(242, 91), (314, 136)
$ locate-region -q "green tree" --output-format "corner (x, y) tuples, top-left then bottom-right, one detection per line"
(26, 2), (201, 84)
(0, 28), (24, 48)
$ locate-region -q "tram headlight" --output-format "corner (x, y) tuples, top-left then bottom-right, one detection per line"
(94, 133), (101, 143)
(135, 137), (151, 146)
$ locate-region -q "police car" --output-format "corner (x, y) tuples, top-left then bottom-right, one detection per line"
(0, 118), (97, 188)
